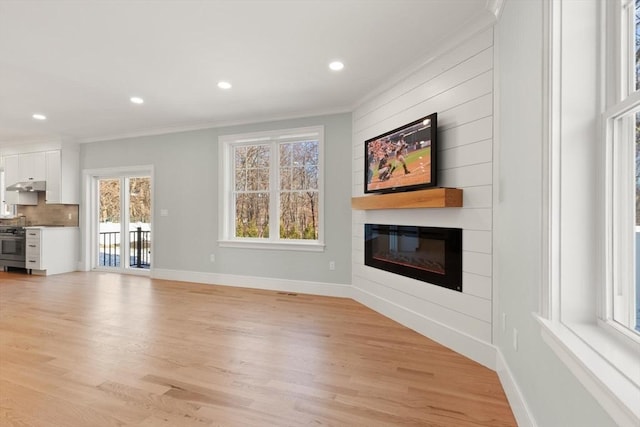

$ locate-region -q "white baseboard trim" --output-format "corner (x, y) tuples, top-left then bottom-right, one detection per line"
(351, 284), (497, 370)
(152, 268), (352, 298)
(496, 349), (537, 427)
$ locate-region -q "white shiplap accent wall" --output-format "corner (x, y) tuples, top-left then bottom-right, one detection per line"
(351, 28), (495, 368)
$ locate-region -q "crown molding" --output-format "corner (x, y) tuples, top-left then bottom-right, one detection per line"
(486, 0), (506, 21)
(77, 106), (352, 145)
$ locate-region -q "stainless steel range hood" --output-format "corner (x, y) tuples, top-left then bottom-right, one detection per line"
(6, 180), (46, 192)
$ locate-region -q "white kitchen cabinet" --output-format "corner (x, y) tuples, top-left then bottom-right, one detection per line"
(2, 148), (79, 205)
(25, 227), (79, 275)
(3, 187), (37, 205)
(18, 152), (46, 181)
(3, 155), (37, 205)
(45, 151), (61, 203)
(4, 152), (46, 183)
(45, 149), (79, 204)
(25, 229), (42, 270)
(4, 155), (20, 187)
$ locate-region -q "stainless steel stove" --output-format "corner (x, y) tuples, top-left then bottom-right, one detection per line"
(0, 226), (26, 270)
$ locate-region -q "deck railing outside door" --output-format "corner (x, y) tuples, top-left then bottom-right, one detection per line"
(99, 227), (150, 269)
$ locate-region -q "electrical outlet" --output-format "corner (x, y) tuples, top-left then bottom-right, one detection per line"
(501, 313), (507, 332)
(513, 328), (519, 351)
(329, 261), (335, 270)
(210, 254), (215, 262)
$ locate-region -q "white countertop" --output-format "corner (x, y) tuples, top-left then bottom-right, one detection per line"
(24, 226), (79, 229)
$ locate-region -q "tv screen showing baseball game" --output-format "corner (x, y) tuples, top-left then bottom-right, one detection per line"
(364, 112), (437, 194)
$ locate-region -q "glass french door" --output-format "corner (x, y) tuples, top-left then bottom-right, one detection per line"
(95, 175), (151, 272)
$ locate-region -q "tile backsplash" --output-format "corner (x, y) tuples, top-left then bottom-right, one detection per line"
(17, 192), (79, 226)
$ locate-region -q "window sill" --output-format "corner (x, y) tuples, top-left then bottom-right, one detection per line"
(218, 239), (325, 252)
(535, 315), (640, 427)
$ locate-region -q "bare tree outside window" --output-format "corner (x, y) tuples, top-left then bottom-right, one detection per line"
(279, 140), (319, 240)
(231, 138), (320, 240)
(223, 126), (323, 245)
(99, 179), (121, 223)
(99, 178), (151, 223)
(129, 177), (151, 223)
(234, 144), (271, 238)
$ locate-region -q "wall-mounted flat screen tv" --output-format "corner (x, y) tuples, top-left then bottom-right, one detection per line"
(364, 112), (437, 194)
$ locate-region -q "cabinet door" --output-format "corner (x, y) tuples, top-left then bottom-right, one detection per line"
(4, 155), (20, 187)
(19, 152), (46, 181)
(45, 151), (61, 204)
(3, 155), (37, 205)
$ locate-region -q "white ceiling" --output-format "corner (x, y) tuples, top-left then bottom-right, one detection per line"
(0, 0), (493, 146)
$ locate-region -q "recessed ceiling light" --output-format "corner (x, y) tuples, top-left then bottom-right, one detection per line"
(32, 113), (46, 120)
(329, 61), (344, 71)
(130, 96), (144, 104)
(218, 81), (232, 89)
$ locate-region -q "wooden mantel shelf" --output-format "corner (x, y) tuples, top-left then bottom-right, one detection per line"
(351, 187), (463, 210)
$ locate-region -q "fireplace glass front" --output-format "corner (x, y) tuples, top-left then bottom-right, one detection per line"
(364, 224), (462, 292)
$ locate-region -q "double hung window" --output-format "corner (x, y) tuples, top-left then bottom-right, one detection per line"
(539, 1), (640, 424)
(605, 0), (640, 336)
(219, 126), (324, 251)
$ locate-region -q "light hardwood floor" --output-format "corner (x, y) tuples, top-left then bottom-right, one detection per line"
(0, 271), (516, 426)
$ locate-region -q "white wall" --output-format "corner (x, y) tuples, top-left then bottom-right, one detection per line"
(351, 28), (495, 368)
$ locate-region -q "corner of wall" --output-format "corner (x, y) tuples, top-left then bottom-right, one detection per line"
(496, 348), (538, 427)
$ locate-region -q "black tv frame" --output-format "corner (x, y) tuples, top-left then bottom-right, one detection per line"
(364, 112), (437, 194)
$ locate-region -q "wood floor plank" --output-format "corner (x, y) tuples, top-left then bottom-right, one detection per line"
(0, 271), (516, 426)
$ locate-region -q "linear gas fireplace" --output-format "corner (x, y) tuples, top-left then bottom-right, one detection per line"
(365, 224), (462, 292)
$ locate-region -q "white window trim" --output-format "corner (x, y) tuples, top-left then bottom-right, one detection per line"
(218, 125), (325, 251)
(539, 1), (640, 426)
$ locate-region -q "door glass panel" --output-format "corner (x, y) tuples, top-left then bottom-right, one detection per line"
(129, 177), (151, 269)
(98, 178), (120, 267)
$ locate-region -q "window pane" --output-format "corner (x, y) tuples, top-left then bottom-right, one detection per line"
(250, 145), (270, 168)
(235, 146), (248, 168)
(280, 143), (292, 167)
(292, 142), (306, 165)
(245, 167), (269, 191)
(129, 177), (151, 269)
(636, 112), (640, 227)
(291, 167), (305, 190)
(280, 167), (292, 190)
(235, 144), (270, 192)
(235, 169), (247, 191)
(279, 191), (318, 240)
(235, 193), (269, 238)
(99, 178), (120, 267)
(235, 145), (270, 170)
(281, 140), (318, 191)
(290, 165), (318, 190)
(636, 111), (640, 332)
(306, 165), (319, 189)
